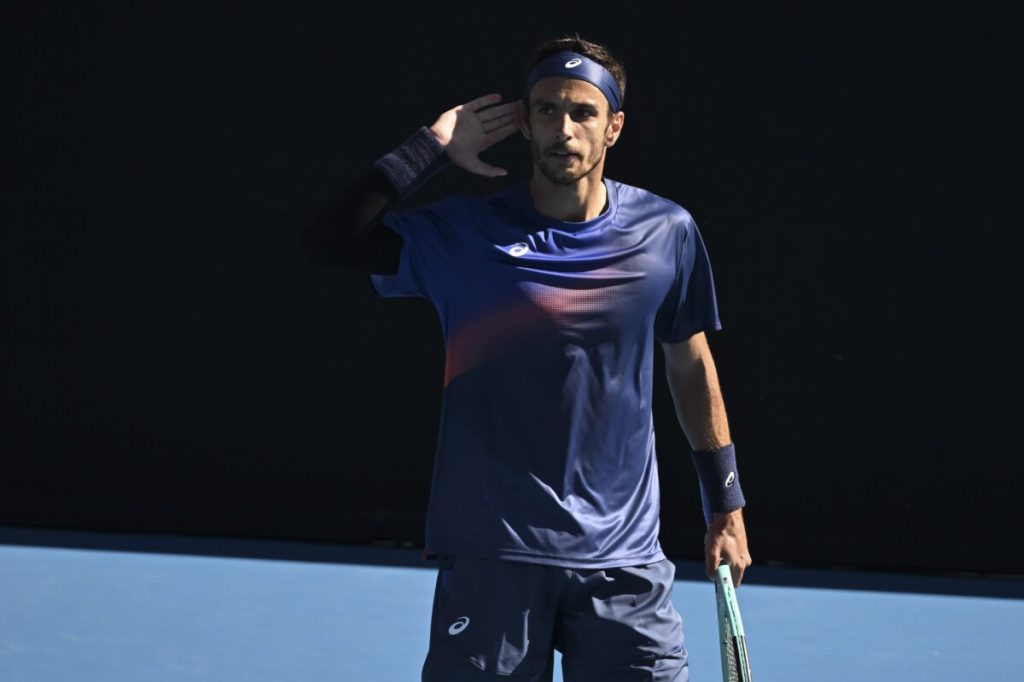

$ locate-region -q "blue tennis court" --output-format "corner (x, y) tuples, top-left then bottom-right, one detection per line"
(2, 527), (1020, 681)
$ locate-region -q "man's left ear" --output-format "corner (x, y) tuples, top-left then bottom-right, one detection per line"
(605, 110), (625, 147)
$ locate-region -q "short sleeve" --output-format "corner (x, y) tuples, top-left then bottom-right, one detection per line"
(367, 203), (453, 301)
(653, 212), (723, 343)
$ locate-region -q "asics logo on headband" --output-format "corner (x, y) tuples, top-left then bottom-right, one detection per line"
(524, 50), (622, 112)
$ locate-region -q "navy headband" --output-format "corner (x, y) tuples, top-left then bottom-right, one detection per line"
(524, 50), (622, 112)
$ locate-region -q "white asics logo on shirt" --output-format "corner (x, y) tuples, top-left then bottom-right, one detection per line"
(449, 616), (470, 635)
(565, 58), (582, 68)
(508, 243), (530, 257)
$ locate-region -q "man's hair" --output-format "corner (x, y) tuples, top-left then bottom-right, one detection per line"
(526, 33), (627, 112)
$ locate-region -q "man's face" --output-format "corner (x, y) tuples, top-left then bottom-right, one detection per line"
(520, 77), (625, 186)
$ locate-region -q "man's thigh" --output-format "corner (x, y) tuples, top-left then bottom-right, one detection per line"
(421, 554), (560, 681)
(559, 558), (688, 682)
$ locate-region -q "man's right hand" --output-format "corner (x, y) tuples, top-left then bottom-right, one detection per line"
(428, 93), (520, 177)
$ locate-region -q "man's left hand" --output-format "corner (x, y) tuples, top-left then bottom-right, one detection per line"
(704, 508), (751, 586)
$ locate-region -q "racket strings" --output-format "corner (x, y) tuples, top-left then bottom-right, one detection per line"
(724, 634), (741, 681)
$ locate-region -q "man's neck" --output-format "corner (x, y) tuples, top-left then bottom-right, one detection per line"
(529, 173), (608, 222)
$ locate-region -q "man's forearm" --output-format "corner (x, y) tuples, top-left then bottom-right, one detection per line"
(301, 168), (399, 269)
(665, 344), (731, 451)
(301, 126), (449, 272)
(664, 335), (747, 526)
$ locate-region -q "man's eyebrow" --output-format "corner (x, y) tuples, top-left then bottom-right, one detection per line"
(532, 97), (600, 110)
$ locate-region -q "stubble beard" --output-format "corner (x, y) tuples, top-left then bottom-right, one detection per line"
(532, 138), (606, 186)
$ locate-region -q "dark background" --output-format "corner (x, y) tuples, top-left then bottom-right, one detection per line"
(3, 2), (1022, 576)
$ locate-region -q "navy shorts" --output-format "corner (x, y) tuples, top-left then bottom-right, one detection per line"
(421, 554), (687, 681)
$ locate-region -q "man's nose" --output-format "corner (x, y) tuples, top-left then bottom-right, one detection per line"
(554, 113), (573, 140)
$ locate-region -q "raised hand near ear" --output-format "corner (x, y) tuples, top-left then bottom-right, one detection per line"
(428, 93), (520, 178)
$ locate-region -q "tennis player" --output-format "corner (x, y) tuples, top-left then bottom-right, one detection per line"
(303, 33), (751, 681)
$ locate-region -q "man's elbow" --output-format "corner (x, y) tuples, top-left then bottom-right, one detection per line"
(300, 226), (349, 269)
(665, 356), (708, 390)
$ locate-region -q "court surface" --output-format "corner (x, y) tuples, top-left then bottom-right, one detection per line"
(1, 527), (1021, 681)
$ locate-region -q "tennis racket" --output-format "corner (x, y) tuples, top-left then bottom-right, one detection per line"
(715, 561), (753, 681)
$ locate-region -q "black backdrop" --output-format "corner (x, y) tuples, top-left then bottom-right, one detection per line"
(4, 2), (1022, 575)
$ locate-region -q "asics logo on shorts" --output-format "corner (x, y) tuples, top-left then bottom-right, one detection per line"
(448, 616), (470, 635)
(507, 243), (529, 257)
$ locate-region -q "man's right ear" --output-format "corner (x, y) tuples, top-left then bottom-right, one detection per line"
(517, 100), (531, 141)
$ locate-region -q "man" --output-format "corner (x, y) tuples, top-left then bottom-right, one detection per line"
(303, 34), (751, 681)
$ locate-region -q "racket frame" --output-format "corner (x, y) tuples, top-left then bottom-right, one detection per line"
(715, 562), (753, 681)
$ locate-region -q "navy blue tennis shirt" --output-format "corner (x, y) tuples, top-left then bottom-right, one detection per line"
(369, 177), (722, 569)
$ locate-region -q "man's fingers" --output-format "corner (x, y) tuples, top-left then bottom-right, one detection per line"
(720, 551), (750, 586)
(478, 164), (508, 178)
(483, 119), (519, 145)
(478, 102), (518, 123)
(731, 563), (743, 587)
(482, 111), (517, 132)
(705, 546), (720, 580)
(465, 159), (507, 178)
(467, 92), (503, 112)
(444, 94), (518, 177)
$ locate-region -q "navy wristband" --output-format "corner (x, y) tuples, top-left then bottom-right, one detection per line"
(373, 126), (450, 199)
(690, 443), (746, 526)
